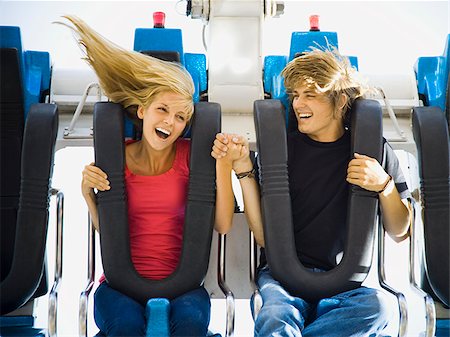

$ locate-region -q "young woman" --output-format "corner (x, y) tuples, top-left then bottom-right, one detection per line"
(60, 16), (234, 336)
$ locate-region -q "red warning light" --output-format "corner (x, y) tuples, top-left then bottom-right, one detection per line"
(153, 11), (165, 28)
(309, 15), (320, 31)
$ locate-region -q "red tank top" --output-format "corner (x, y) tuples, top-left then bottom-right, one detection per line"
(99, 138), (190, 282)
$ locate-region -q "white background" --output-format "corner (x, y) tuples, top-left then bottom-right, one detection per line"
(0, 0), (449, 74)
(1, 1), (449, 336)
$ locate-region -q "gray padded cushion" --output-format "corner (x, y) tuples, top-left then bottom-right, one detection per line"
(94, 102), (220, 304)
(412, 106), (449, 307)
(0, 103), (58, 314)
(254, 98), (382, 302)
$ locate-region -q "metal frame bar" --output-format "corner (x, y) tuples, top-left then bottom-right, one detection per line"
(79, 214), (96, 337)
(409, 200), (436, 337)
(63, 82), (101, 139)
(218, 233), (235, 337)
(377, 87), (407, 141)
(48, 188), (64, 337)
(249, 231), (262, 320)
(378, 218), (408, 337)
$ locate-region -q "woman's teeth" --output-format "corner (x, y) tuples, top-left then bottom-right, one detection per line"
(298, 113), (312, 118)
(156, 127), (171, 139)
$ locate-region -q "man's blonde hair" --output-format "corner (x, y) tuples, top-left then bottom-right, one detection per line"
(282, 48), (370, 120)
(58, 15), (195, 128)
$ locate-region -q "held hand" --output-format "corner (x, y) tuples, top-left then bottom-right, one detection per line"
(81, 162), (110, 198)
(211, 133), (230, 160)
(347, 153), (390, 192)
(211, 133), (250, 164)
(228, 134), (252, 173)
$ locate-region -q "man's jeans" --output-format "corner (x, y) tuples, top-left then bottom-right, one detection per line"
(252, 267), (395, 337)
(94, 282), (211, 336)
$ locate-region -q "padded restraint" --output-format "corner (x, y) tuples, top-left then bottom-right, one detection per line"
(1, 48), (24, 286)
(412, 106), (449, 307)
(0, 103), (58, 315)
(94, 102), (220, 304)
(254, 99), (382, 302)
(140, 50), (181, 63)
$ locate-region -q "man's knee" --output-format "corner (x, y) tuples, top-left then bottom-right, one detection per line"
(374, 290), (396, 329)
(255, 302), (304, 333)
(348, 288), (395, 329)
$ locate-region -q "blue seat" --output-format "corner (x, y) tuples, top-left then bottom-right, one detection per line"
(252, 98), (409, 336)
(0, 26), (51, 119)
(263, 29), (358, 124)
(81, 101), (220, 337)
(414, 34), (449, 117)
(119, 27), (207, 140)
(0, 27), (53, 325)
(133, 27), (207, 103)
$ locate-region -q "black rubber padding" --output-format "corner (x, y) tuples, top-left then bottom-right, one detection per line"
(140, 50), (181, 63)
(412, 106), (449, 307)
(0, 103), (58, 314)
(1, 48), (25, 288)
(94, 102), (220, 304)
(254, 99), (382, 302)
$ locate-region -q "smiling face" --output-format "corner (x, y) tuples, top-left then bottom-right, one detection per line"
(291, 86), (345, 142)
(137, 91), (189, 151)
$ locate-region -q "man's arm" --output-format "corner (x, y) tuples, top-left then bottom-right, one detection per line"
(347, 153), (411, 242)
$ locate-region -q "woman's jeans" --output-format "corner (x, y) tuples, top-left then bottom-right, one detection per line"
(94, 282), (211, 336)
(252, 267), (395, 337)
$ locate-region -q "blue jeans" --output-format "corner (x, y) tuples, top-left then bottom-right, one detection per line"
(94, 282), (211, 336)
(252, 267), (394, 337)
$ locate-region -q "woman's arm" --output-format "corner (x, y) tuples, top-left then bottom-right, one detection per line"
(347, 153), (411, 242)
(213, 134), (265, 246)
(81, 162), (110, 232)
(212, 134), (240, 234)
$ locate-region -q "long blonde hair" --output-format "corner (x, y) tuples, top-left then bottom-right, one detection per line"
(282, 48), (370, 120)
(57, 15), (195, 128)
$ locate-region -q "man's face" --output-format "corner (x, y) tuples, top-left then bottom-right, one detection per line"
(291, 86), (344, 142)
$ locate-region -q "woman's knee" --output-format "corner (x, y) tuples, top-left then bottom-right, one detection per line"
(170, 288), (211, 335)
(99, 315), (146, 336)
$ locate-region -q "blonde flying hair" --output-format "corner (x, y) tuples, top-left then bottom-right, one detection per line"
(57, 15), (195, 128)
(282, 48), (371, 121)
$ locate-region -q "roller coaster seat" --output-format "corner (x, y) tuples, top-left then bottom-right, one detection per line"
(251, 98), (414, 336)
(414, 34), (449, 118)
(263, 29), (358, 122)
(412, 106), (449, 337)
(133, 27), (207, 103)
(0, 26), (51, 119)
(88, 101), (220, 335)
(0, 103), (59, 336)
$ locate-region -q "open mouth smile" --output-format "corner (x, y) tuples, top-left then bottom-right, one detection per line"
(297, 113), (313, 119)
(155, 127), (171, 139)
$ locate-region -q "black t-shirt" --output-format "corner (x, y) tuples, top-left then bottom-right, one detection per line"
(259, 129), (410, 271)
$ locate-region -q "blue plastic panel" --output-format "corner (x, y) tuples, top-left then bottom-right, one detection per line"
(263, 30), (358, 124)
(185, 53), (207, 102)
(289, 31), (338, 61)
(414, 34), (449, 112)
(130, 27), (207, 138)
(0, 26), (51, 118)
(134, 28), (184, 65)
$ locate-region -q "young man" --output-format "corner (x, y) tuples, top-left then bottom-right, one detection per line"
(212, 49), (411, 337)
